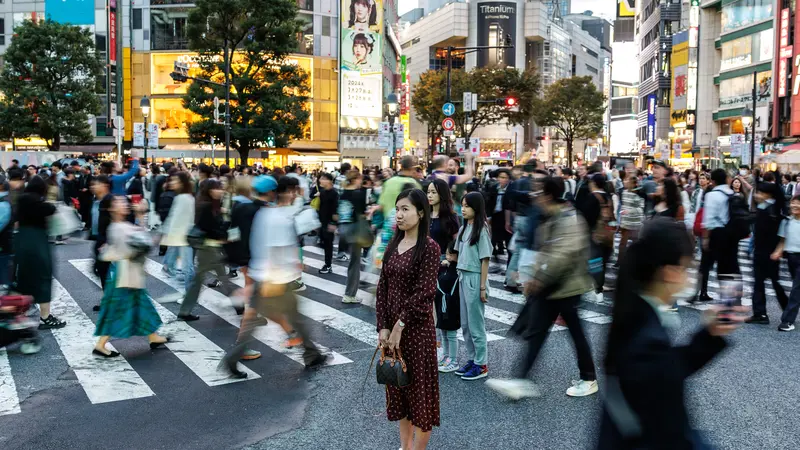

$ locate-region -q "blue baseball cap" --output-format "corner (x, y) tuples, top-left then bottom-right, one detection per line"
(251, 175), (277, 194)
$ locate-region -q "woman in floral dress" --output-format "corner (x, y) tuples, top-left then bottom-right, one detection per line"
(93, 197), (167, 357)
(377, 188), (441, 450)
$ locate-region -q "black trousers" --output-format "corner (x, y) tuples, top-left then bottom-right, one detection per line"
(491, 211), (510, 255)
(591, 242), (613, 293)
(319, 227), (335, 267)
(752, 255), (788, 317)
(93, 240), (110, 291)
(699, 228), (741, 296)
(515, 295), (596, 381)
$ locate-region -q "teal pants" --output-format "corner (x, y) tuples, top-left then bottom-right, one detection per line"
(458, 270), (487, 366)
(441, 330), (458, 361)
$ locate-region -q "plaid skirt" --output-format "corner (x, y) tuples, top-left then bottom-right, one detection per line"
(94, 264), (162, 338)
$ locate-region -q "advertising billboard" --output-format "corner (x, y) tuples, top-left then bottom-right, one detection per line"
(340, 0), (383, 122)
(617, 0), (635, 18)
(646, 94), (657, 147)
(476, 2), (516, 68)
(45, 0), (95, 25)
(791, 7), (800, 136)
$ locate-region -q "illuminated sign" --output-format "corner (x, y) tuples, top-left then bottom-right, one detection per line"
(779, 8), (792, 97)
(616, 0), (634, 18)
(340, 0), (384, 126)
(646, 94), (656, 147)
(791, 8), (800, 135)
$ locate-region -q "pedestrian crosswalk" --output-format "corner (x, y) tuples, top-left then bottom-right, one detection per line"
(0, 235), (788, 415)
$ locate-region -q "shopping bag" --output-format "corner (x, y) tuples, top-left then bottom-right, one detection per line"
(294, 207), (321, 236)
(517, 249), (537, 284)
(47, 204), (82, 237)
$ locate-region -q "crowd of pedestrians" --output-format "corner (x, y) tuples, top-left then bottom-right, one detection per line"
(3, 152), (800, 449)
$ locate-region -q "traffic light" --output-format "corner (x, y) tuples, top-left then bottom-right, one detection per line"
(266, 131), (276, 148)
(170, 62), (189, 83)
(496, 97), (518, 107)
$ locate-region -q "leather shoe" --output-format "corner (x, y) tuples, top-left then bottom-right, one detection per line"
(177, 314), (200, 322)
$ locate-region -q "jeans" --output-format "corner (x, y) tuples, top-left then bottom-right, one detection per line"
(699, 228), (741, 296)
(783, 253), (800, 324)
(441, 329), (458, 361)
(225, 282), (321, 365)
(319, 227), (335, 267)
(514, 295), (596, 381)
(591, 242), (613, 293)
(179, 246), (236, 316)
(458, 270), (487, 366)
(505, 216), (528, 287)
(177, 246), (195, 292)
(163, 246), (179, 274)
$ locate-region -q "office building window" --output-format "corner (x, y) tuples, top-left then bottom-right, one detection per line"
(151, 8), (190, 50)
(297, 13), (313, 55)
(321, 15), (330, 36)
(133, 9), (142, 30)
(0, 19), (5, 45)
(429, 48), (465, 71)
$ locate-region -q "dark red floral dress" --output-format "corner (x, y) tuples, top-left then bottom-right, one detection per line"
(376, 237), (441, 432)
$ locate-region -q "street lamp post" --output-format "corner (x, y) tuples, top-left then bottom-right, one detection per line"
(741, 71), (758, 167)
(140, 96), (151, 162)
(386, 92), (399, 166)
(668, 127), (675, 162)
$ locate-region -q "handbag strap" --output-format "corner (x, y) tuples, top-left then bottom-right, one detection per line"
(360, 346), (387, 417)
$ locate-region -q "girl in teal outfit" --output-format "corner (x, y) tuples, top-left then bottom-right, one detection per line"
(93, 197), (168, 358)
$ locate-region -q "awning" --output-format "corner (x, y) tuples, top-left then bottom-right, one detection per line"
(59, 145), (115, 153)
(775, 150), (800, 165)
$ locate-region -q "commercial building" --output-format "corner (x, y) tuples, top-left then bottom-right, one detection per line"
(400, 0), (611, 166)
(694, 0), (773, 169)
(609, 0), (639, 160)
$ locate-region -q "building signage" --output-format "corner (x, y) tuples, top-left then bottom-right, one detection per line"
(687, 4), (699, 129)
(646, 94), (656, 147)
(791, 7), (800, 135)
(779, 8), (792, 97)
(616, 0), (634, 18)
(476, 1), (516, 68)
(339, 0), (384, 125)
(45, 0), (95, 25)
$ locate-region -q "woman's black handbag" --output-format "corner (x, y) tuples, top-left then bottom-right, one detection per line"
(375, 347), (411, 388)
(186, 226), (206, 248)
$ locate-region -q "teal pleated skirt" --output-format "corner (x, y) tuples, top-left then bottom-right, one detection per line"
(94, 264), (162, 338)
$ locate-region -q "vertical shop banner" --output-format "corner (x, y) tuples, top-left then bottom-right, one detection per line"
(340, 0), (383, 120)
(779, 8), (791, 97)
(476, 2), (516, 68)
(646, 94), (656, 147)
(791, 8), (800, 135)
(107, 0), (118, 129)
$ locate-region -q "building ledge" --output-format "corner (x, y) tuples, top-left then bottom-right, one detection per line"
(719, 18), (773, 44)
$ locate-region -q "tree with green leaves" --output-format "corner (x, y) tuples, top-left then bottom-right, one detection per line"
(534, 76), (605, 166)
(184, 0), (311, 162)
(412, 67), (540, 152)
(0, 20), (103, 151)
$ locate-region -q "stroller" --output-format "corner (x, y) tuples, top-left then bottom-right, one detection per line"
(0, 295), (41, 354)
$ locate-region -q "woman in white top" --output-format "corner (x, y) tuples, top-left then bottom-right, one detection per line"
(94, 197), (168, 357)
(160, 172), (196, 292)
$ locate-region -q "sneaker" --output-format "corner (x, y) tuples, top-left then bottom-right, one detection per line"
(341, 295), (360, 304)
(665, 305), (678, 313)
(39, 315), (66, 330)
(438, 360), (459, 373)
(305, 353), (331, 369)
(19, 341), (41, 355)
(291, 280), (307, 292)
(566, 379), (599, 397)
(486, 378), (540, 400)
(228, 269), (238, 278)
(240, 349), (262, 360)
(461, 364), (488, 381)
(778, 322), (795, 332)
(503, 283), (520, 293)
(437, 355), (449, 367)
(206, 279), (222, 288)
(595, 292), (604, 303)
(318, 265), (332, 274)
(335, 254), (350, 262)
(745, 315), (770, 325)
(690, 293), (714, 304)
(454, 360), (475, 376)
(436, 346), (444, 362)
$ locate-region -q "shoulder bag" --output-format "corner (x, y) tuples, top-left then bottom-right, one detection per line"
(375, 347), (411, 387)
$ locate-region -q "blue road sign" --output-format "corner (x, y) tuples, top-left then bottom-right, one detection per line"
(442, 103), (455, 116)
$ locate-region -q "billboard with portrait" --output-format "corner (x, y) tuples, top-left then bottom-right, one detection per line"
(476, 1), (516, 68)
(340, 0), (384, 122)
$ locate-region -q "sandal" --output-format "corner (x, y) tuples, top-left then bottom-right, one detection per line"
(39, 315), (66, 330)
(93, 348), (120, 358)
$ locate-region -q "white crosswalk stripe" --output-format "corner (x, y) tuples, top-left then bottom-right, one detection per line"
(0, 349), (21, 416)
(69, 259), (259, 386)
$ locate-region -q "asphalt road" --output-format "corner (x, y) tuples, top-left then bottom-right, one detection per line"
(1, 237), (798, 450)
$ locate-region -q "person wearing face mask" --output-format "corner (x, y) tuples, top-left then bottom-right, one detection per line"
(597, 218), (744, 449)
(746, 183), (789, 326)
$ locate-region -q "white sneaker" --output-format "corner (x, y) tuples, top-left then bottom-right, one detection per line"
(341, 295), (360, 304)
(595, 292), (604, 303)
(485, 378), (540, 400)
(438, 360), (459, 373)
(566, 379), (599, 397)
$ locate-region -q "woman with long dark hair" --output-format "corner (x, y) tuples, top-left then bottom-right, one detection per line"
(598, 218), (743, 449)
(653, 177), (685, 221)
(376, 188), (440, 449)
(177, 178), (239, 321)
(453, 191), (492, 381)
(427, 178), (459, 257)
(160, 172), (196, 293)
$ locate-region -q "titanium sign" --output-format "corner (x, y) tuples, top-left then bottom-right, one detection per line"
(476, 2), (516, 68)
(646, 94), (657, 147)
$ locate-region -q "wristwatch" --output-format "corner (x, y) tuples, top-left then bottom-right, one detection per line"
(397, 320), (405, 328)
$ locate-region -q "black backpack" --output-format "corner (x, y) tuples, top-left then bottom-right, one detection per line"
(725, 193), (753, 241)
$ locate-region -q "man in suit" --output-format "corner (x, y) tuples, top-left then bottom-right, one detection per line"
(77, 165), (94, 229)
(89, 175), (114, 311)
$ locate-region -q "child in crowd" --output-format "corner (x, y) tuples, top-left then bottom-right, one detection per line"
(435, 242), (460, 373)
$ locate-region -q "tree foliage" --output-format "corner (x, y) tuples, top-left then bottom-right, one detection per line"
(184, 0), (311, 162)
(411, 67), (540, 144)
(533, 76), (605, 165)
(0, 20), (103, 150)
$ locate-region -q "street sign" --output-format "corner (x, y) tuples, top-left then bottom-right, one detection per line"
(378, 122), (391, 148)
(463, 92), (473, 112)
(472, 93), (478, 111)
(133, 122), (145, 147)
(147, 123), (160, 148)
(394, 123), (405, 148)
(213, 96), (220, 108)
(469, 137), (480, 155)
(455, 138), (466, 153)
(442, 117), (455, 130)
(442, 103), (455, 116)
(443, 130), (454, 136)
(113, 116), (124, 130)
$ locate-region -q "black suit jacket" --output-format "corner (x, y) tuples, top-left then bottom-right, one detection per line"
(598, 296), (727, 450)
(92, 193), (114, 246)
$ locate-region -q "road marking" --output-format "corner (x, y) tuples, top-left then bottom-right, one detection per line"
(142, 259), (351, 367)
(49, 278), (155, 404)
(0, 349), (21, 415)
(69, 260), (258, 386)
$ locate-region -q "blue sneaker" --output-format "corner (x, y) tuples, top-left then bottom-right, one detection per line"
(454, 360), (474, 376)
(461, 364), (488, 381)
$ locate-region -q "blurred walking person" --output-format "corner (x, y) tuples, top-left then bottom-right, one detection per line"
(747, 183), (788, 326)
(159, 172), (196, 295)
(340, 170), (370, 304)
(598, 218), (743, 449)
(316, 173), (339, 274)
